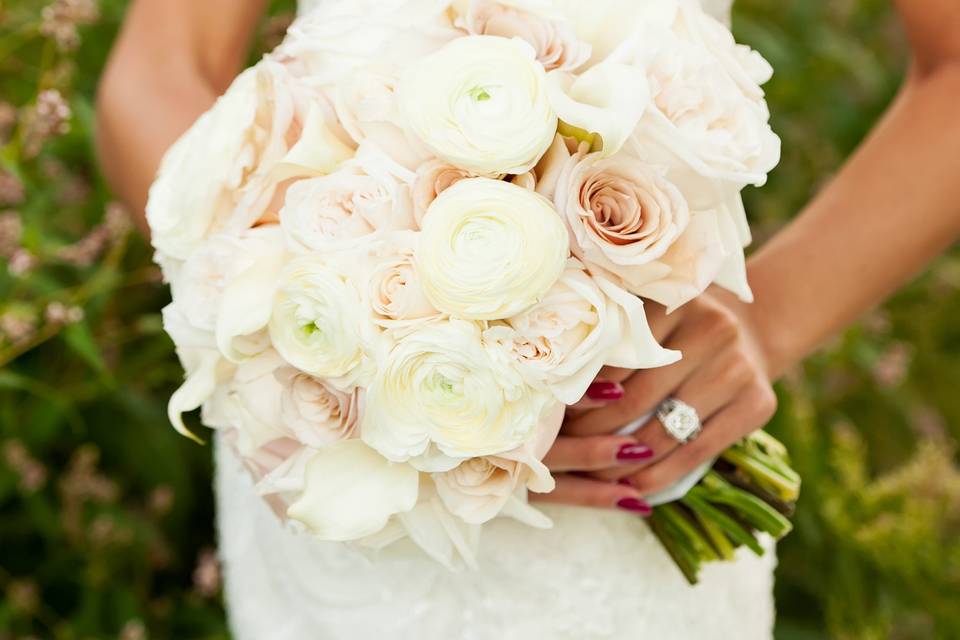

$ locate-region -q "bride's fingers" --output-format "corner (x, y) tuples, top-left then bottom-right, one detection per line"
(531, 474), (652, 515)
(541, 435), (653, 472)
(567, 379), (626, 411)
(589, 344), (758, 480)
(564, 309), (735, 437)
(623, 383), (778, 496)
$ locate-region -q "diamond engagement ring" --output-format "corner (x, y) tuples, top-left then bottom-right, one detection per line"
(656, 398), (702, 444)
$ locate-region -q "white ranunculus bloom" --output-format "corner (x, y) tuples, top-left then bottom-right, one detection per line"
(287, 439), (420, 541)
(280, 144), (417, 254)
(485, 260), (678, 404)
(362, 319), (553, 463)
(269, 256), (380, 390)
(459, 0), (591, 72)
(398, 35), (558, 175)
(416, 178), (568, 320)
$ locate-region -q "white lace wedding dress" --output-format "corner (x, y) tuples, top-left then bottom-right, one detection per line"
(216, 1), (776, 638)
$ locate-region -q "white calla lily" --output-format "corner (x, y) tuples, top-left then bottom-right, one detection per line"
(287, 439), (419, 541)
(547, 62), (650, 157)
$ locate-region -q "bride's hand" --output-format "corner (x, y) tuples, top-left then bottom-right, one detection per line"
(550, 290), (777, 503)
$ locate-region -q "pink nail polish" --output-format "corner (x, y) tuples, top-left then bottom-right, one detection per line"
(586, 381), (624, 402)
(616, 444), (654, 462)
(616, 498), (652, 516)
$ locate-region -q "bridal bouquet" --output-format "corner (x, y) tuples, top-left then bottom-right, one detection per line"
(147, 0), (797, 578)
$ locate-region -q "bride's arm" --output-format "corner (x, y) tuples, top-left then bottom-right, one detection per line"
(550, 0), (960, 504)
(747, 0), (960, 376)
(95, 0), (268, 232)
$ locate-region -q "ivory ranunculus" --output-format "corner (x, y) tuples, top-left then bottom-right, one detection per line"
(460, 0), (591, 72)
(287, 439), (420, 541)
(416, 178), (568, 320)
(269, 256), (380, 389)
(485, 260), (678, 403)
(280, 145), (416, 254)
(398, 36), (557, 175)
(361, 319), (552, 463)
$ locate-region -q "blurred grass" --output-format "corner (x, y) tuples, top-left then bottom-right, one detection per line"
(0, 1), (958, 638)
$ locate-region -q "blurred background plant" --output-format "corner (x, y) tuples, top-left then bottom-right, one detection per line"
(0, 0), (957, 638)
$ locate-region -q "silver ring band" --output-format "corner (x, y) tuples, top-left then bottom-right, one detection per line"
(656, 398), (702, 444)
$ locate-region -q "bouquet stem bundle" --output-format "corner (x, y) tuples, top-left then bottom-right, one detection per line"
(648, 431), (801, 584)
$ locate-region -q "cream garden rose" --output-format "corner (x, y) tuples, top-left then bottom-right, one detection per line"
(269, 256), (380, 390)
(625, 3), (780, 190)
(398, 35), (557, 175)
(147, 63), (352, 264)
(411, 160), (478, 226)
(280, 145), (417, 254)
(275, 367), (361, 448)
(362, 319), (552, 463)
(416, 178), (568, 320)
(485, 260), (678, 404)
(460, 0), (591, 72)
(364, 231), (441, 331)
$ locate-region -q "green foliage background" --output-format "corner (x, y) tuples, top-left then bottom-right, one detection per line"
(1, 1), (958, 638)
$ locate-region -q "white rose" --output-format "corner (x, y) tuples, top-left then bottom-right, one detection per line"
(416, 178), (568, 320)
(275, 367), (361, 448)
(287, 439), (419, 541)
(278, 0), (461, 86)
(626, 3), (780, 191)
(333, 67), (435, 171)
(172, 226), (285, 333)
(398, 35), (557, 175)
(147, 62), (353, 263)
(280, 144), (417, 254)
(269, 255), (380, 389)
(203, 350), (289, 456)
(460, 0), (591, 72)
(485, 260), (678, 403)
(362, 319), (552, 463)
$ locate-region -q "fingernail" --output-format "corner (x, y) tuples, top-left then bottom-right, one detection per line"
(616, 497), (652, 516)
(586, 381), (624, 402)
(616, 444), (654, 462)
